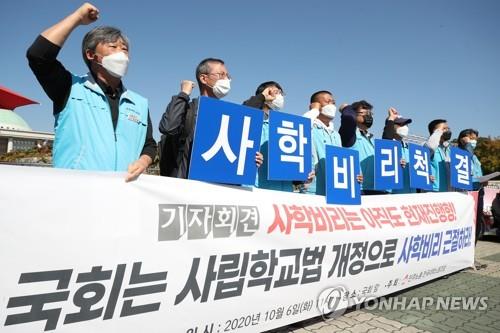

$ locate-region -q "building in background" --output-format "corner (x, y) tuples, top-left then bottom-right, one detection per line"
(0, 86), (53, 155)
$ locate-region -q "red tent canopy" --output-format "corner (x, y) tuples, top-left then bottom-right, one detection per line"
(0, 85), (38, 110)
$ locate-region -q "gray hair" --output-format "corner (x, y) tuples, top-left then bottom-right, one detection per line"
(195, 58), (225, 86)
(81, 26), (129, 69)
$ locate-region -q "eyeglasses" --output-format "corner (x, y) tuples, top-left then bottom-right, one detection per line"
(205, 72), (231, 80)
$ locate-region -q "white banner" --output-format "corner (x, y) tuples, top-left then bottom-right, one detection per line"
(0, 165), (474, 333)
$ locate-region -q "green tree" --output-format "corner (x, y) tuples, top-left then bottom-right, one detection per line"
(475, 136), (500, 177)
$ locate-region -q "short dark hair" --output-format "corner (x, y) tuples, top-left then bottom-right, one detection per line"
(310, 90), (332, 104)
(82, 26), (129, 70)
(255, 81), (283, 96)
(195, 58), (225, 86)
(427, 119), (447, 134)
(351, 100), (373, 112)
(458, 129), (479, 149)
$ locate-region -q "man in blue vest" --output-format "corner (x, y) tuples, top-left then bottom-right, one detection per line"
(303, 91), (342, 195)
(27, 3), (157, 182)
(382, 107), (416, 194)
(425, 119), (453, 192)
(339, 100), (384, 195)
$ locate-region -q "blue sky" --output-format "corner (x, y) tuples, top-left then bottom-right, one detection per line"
(1, 0), (499, 140)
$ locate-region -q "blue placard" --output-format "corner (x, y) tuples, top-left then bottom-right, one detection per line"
(268, 111), (312, 181)
(325, 146), (361, 205)
(189, 97), (264, 185)
(374, 139), (404, 190)
(408, 144), (433, 191)
(450, 147), (473, 190)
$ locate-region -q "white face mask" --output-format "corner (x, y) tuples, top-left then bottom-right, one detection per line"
(267, 94), (285, 110)
(396, 125), (409, 138)
(99, 51), (129, 78)
(321, 104), (337, 119)
(212, 79), (231, 99)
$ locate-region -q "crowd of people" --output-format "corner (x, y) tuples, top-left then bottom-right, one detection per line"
(26, 3), (485, 196)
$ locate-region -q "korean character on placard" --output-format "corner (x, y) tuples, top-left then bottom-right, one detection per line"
(302, 206), (329, 232)
(338, 207), (365, 230)
(449, 229), (460, 253)
(414, 148), (430, 182)
(236, 206), (259, 237)
(212, 205), (237, 238)
(328, 243), (351, 278)
(442, 229), (453, 255)
(4, 269), (72, 331)
(175, 257), (205, 305)
(251, 313), (260, 326)
(375, 139), (402, 190)
(284, 205), (312, 233)
(419, 234), (433, 259)
(275, 306), (285, 320)
(64, 265), (125, 324)
(247, 250), (278, 291)
(455, 153), (470, 186)
(432, 203), (448, 223)
(158, 204), (187, 241)
(301, 246), (326, 284)
(368, 207), (391, 228)
(120, 262), (167, 317)
(380, 239), (397, 267)
(431, 232), (442, 257)
(277, 120), (307, 173)
(409, 235), (423, 261)
(464, 226), (472, 247)
(423, 204), (439, 223)
(400, 205), (421, 226)
(386, 206), (405, 227)
(325, 207), (349, 231)
(274, 248), (302, 288)
(398, 236), (411, 264)
(201, 114), (255, 176)
(443, 202), (457, 221)
(364, 240), (384, 271)
(292, 304), (300, 315)
(268, 204), (291, 234)
(212, 253), (249, 300)
(348, 242), (368, 275)
(186, 204), (214, 240)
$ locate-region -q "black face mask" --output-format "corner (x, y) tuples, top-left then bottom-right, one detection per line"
(363, 114), (373, 128)
(442, 131), (452, 141)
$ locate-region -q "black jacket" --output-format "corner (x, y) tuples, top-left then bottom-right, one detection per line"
(159, 92), (198, 178)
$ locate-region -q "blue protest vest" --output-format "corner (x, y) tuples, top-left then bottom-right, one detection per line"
(53, 73), (148, 171)
(307, 121), (341, 195)
(471, 154), (483, 190)
(255, 118), (293, 192)
(430, 146), (450, 192)
(349, 128), (375, 191)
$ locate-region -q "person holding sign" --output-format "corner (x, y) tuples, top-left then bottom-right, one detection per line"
(425, 119), (453, 192)
(302, 91), (341, 195)
(159, 59), (263, 179)
(382, 107), (415, 193)
(159, 58), (229, 178)
(339, 100), (384, 195)
(26, 3), (157, 181)
(243, 81), (294, 192)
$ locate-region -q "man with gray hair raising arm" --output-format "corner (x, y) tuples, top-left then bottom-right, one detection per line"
(26, 3), (157, 181)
